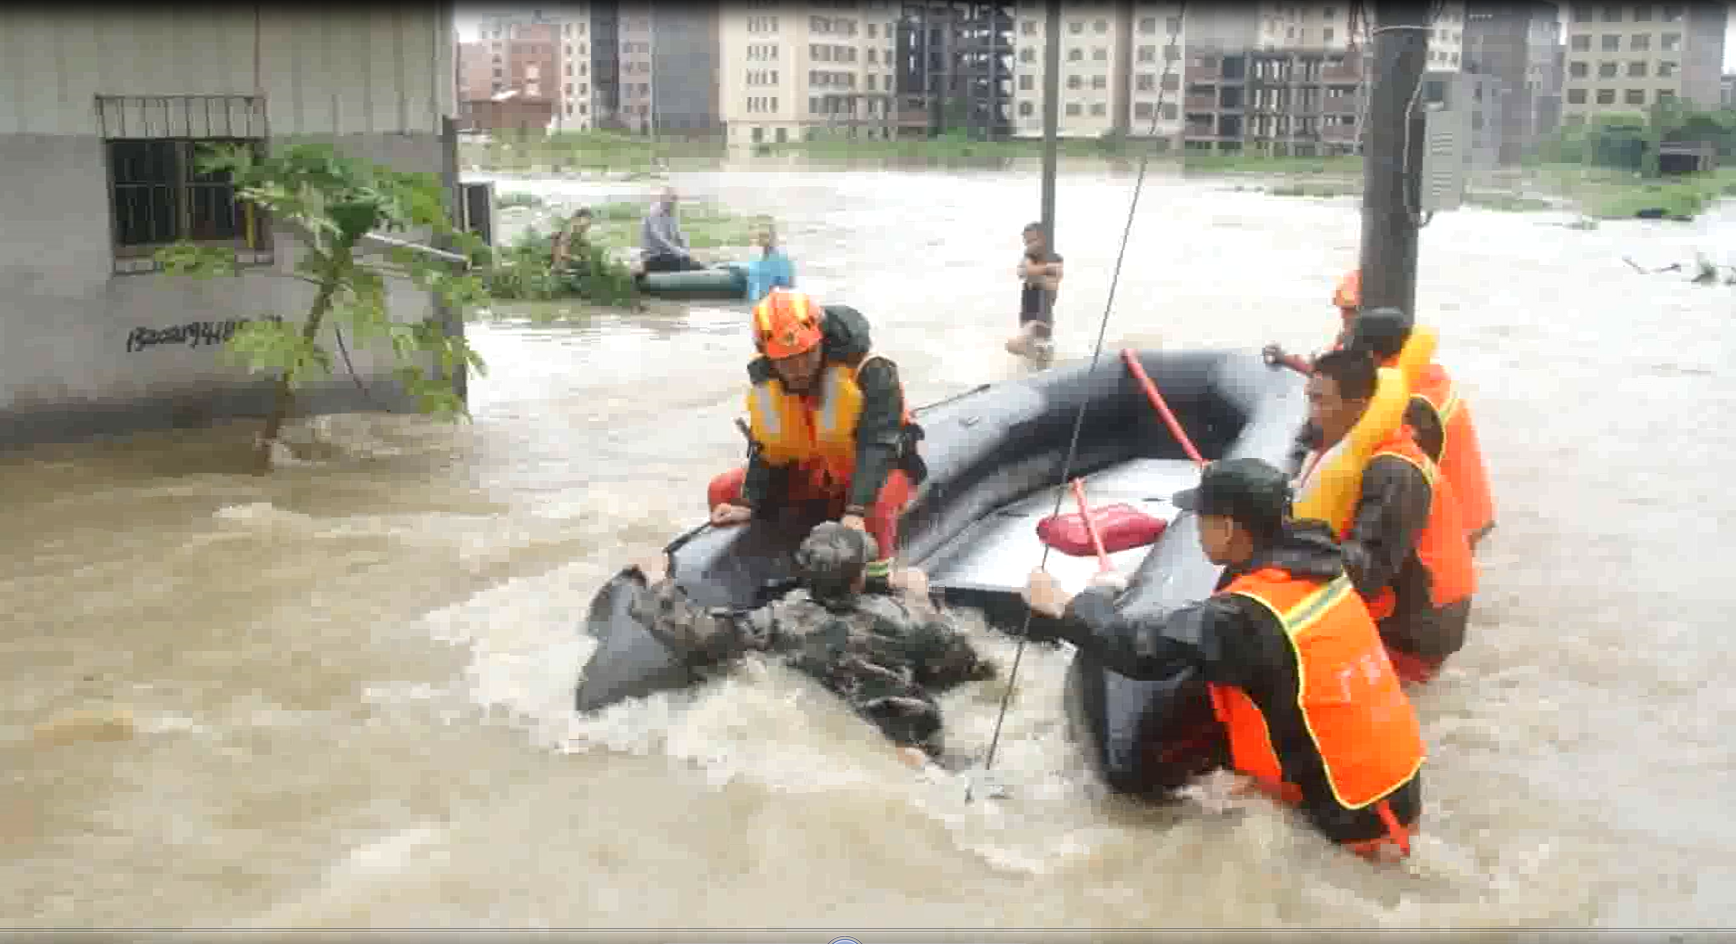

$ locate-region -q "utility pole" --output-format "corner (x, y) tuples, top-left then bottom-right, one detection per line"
(1357, 2), (1430, 318)
(1039, 0), (1062, 252)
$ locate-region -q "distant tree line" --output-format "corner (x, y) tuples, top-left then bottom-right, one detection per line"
(1538, 101), (1736, 177)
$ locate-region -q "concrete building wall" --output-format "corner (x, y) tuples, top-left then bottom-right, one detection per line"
(0, 5), (458, 448)
(720, 4), (901, 146)
(651, 4), (723, 136)
(1562, 1), (1729, 122)
(1010, 2), (1133, 138)
(618, 4), (656, 133)
(556, 15), (597, 131)
(1463, 0), (1563, 162)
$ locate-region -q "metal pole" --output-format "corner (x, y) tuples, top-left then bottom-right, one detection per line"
(1357, 1), (1429, 318)
(436, 113), (468, 405)
(1039, 0), (1061, 250)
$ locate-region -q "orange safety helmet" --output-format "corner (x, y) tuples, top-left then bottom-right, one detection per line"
(752, 288), (825, 359)
(1333, 269), (1362, 311)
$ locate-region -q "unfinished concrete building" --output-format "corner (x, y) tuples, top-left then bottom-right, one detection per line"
(1182, 47), (1366, 155)
(896, 1), (1017, 139)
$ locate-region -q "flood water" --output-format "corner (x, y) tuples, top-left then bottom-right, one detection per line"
(5, 164), (1735, 933)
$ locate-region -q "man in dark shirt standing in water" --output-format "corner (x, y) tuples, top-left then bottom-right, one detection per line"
(1006, 222), (1063, 362)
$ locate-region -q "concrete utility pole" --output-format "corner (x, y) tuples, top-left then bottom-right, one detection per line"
(1357, 2), (1431, 319)
(1039, 0), (1062, 252)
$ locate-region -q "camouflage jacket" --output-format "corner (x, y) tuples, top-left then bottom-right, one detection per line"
(629, 578), (996, 754)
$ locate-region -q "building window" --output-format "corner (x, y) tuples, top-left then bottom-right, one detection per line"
(1658, 60), (1678, 77)
(1138, 45), (1156, 62)
(1570, 35), (1590, 51)
(1602, 5), (1621, 20)
(1065, 102), (1081, 116)
(1632, 4), (1652, 20)
(1569, 60), (1589, 78)
(1657, 89), (1676, 102)
(1093, 47), (1107, 61)
(1069, 19), (1083, 34)
(1629, 61), (1647, 77)
(1571, 4), (1591, 22)
(1135, 101), (1155, 119)
(1595, 88), (1615, 104)
(1090, 102), (1106, 116)
(1567, 87), (1587, 104)
(1067, 75), (1083, 90)
(1020, 100), (1034, 116)
(1137, 73), (1156, 92)
(1021, 47), (1036, 63)
(1068, 48), (1082, 62)
(1631, 33), (1650, 50)
(1020, 74), (1034, 91)
(1094, 18), (1108, 33)
(1661, 32), (1681, 51)
(1139, 16), (1157, 34)
(1598, 61), (1618, 78)
(1323, 27), (1335, 42)
(1625, 88), (1647, 105)
(1662, 5), (1682, 22)
(1023, 19), (1037, 35)
(1092, 74), (1106, 90)
(1600, 33), (1619, 51)
(106, 137), (271, 272)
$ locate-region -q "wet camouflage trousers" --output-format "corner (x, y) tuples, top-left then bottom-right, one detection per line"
(632, 579), (994, 756)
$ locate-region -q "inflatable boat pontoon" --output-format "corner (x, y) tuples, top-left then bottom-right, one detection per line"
(575, 348), (1308, 798)
(637, 263), (749, 300)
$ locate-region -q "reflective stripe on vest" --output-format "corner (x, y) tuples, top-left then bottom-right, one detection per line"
(1212, 569), (1426, 811)
(1369, 433), (1477, 610)
(744, 354), (911, 486)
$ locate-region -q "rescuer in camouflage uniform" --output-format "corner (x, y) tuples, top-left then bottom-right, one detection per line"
(626, 522), (996, 759)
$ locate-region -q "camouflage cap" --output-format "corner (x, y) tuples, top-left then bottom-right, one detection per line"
(797, 521), (881, 572)
(795, 521), (881, 597)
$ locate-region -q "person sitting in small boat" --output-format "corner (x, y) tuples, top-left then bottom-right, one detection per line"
(743, 220), (796, 303)
(626, 522), (995, 766)
(1263, 268), (1361, 375)
(708, 289), (926, 586)
(1347, 306), (1496, 549)
(1301, 349), (1477, 685)
(634, 186), (703, 278)
(1022, 457), (1425, 862)
(1006, 221), (1063, 361)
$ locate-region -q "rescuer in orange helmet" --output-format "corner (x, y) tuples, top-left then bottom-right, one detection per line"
(1263, 269), (1362, 376)
(707, 289), (927, 585)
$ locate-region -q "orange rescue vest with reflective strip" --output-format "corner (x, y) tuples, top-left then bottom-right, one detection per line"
(1359, 431), (1478, 620)
(744, 354), (912, 488)
(1409, 363), (1495, 541)
(1207, 568), (1426, 811)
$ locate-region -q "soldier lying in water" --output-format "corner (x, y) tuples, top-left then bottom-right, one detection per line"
(625, 522), (996, 767)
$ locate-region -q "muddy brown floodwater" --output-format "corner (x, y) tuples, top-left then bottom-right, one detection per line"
(4, 165), (1734, 933)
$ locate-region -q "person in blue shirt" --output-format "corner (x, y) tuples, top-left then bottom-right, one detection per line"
(744, 220), (795, 303)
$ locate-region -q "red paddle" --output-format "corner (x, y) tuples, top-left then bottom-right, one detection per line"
(1069, 477), (1113, 572)
(1121, 349), (1206, 467)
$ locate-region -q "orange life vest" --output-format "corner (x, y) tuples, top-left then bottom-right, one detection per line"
(1408, 363), (1495, 541)
(1358, 431), (1478, 620)
(1207, 568), (1426, 812)
(744, 354), (913, 489)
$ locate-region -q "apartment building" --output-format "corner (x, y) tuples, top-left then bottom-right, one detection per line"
(718, 3), (904, 146)
(1561, 1), (1729, 124)
(1008, 2), (1187, 140)
(1462, 0), (1562, 163)
(554, 14), (599, 131)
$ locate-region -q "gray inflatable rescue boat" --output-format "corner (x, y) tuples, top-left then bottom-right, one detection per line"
(575, 348), (1307, 798)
